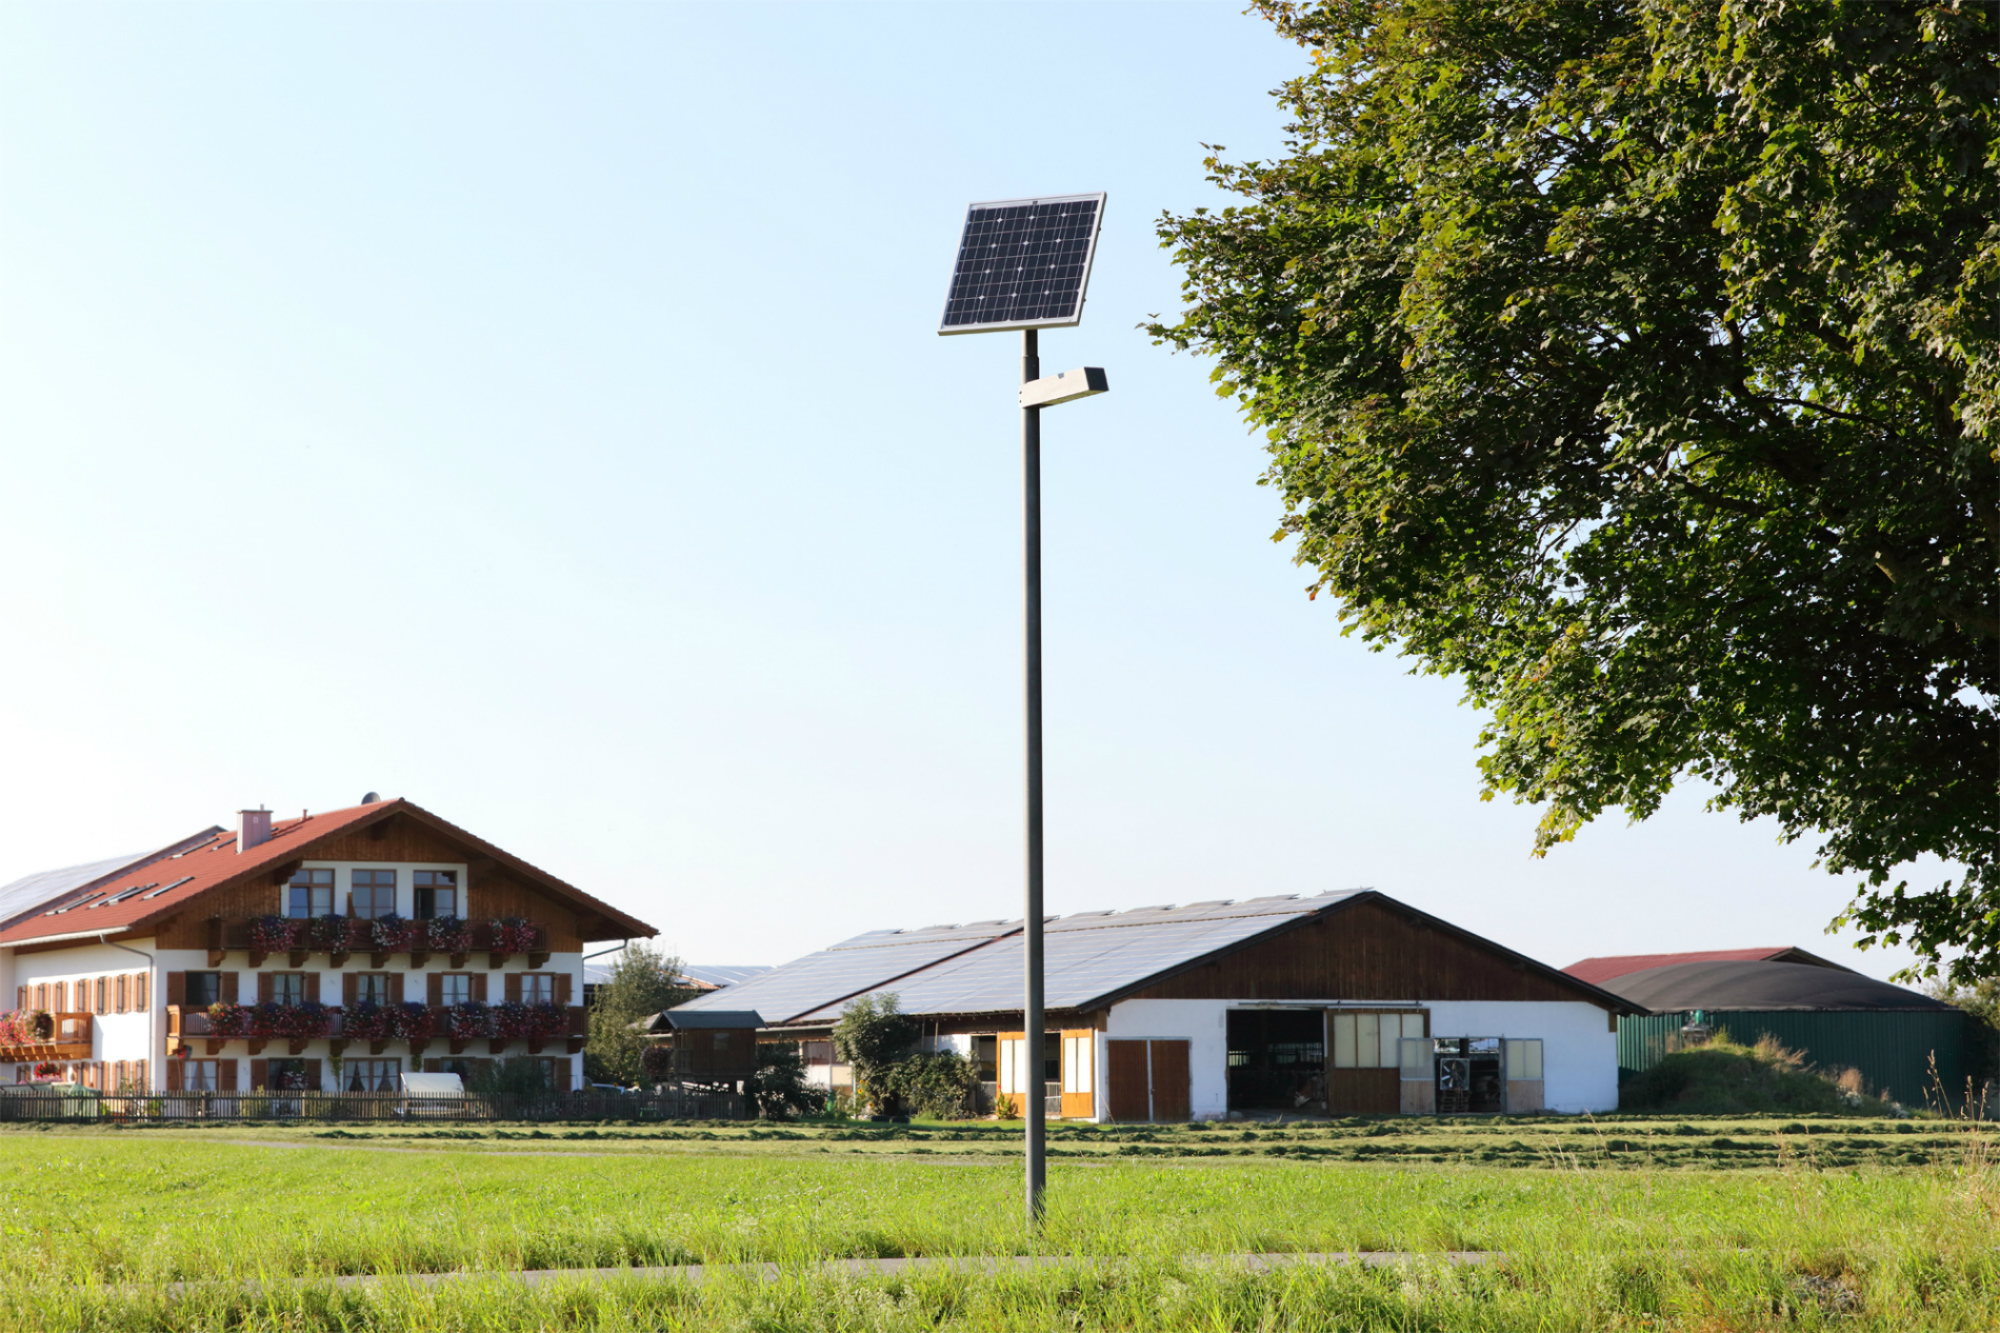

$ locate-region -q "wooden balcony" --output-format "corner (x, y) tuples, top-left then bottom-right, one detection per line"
(168, 1005), (588, 1058)
(0, 1013), (93, 1063)
(204, 916), (550, 970)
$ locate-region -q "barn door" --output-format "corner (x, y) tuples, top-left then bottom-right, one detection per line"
(1104, 1039), (1190, 1123)
(1059, 1030), (1095, 1120)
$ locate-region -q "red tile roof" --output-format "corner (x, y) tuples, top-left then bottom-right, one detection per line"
(0, 798), (655, 947)
(1563, 947), (1854, 987)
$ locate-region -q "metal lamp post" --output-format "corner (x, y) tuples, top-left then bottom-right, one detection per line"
(938, 194), (1109, 1227)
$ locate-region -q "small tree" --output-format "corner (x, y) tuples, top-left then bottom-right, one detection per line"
(880, 1050), (981, 1120)
(747, 1043), (824, 1120)
(832, 994), (917, 1116)
(584, 941), (692, 1087)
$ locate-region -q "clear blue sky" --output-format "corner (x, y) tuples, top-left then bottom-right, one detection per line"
(0, 2), (1938, 980)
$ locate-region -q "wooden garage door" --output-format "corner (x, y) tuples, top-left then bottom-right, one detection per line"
(1104, 1039), (1190, 1122)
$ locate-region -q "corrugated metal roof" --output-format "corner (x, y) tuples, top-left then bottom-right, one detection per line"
(1566, 948), (1854, 986)
(1602, 960), (1949, 1012)
(788, 893), (1352, 1022)
(674, 921), (1020, 1024)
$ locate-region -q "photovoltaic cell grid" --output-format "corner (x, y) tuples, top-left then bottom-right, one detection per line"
(673, 922), (1019, 1024)
(938, 194), (1105, 335)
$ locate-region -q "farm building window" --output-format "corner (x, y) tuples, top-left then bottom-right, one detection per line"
(1505, 1039), (1543, 1081)
(354, 974), (392, 1007)
(439, 975), (472, 1007)
(270, 974), (307, 1007)
(520, 974), (554, 1005)
(351, 869), (396, 919)
(266, 1059), (312, 1091)
(185, 972), (223, 1008)
(345, 1060), (400, 1092)
(1330, 1011), (1427, 1069)
(183, 1060), (221, 1093)
(286, 868), (335, 919)
(413, 871), (458, 920)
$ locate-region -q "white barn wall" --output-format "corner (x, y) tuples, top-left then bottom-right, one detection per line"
(1104, 999), (1231, 1120)
(1425, 1000), (1618, 1113)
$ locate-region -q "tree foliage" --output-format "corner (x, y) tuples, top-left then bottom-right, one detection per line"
(1150, 0), (1998, 982)
(584, 941), (691, 1087)
(880, 1051), (983, 1120)
(832, 994), (919, 1116)
(746, 1043), (827, 1120)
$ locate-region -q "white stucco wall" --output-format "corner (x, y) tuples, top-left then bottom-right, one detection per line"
(1098, 996), (1619, 1120)
(1424, 1000), (1619, 1113)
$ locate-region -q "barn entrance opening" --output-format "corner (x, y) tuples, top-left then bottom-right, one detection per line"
(1225, 1009), (1325, 1114)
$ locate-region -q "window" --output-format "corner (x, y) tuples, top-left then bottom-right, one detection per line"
(184, 1060), (221, 1093)
(344, 1059), (400, 1093)
(521, 974), (554, 1005)
(355, 974), (392, 1007)
(286, 868), (335, 919)
(413, 870), (458, 920)
(271, 974), (307, 1007)
(1505, 1038), (1543, 1082)
(266, 1059), (310, 1091)
(186, 973), (223, 1007)
(439, 975), (471, 1007)
(351, 869), (396, 919)
(1330, 1011), (1427, 1069)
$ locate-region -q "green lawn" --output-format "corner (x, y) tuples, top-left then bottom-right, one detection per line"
(2, 1116), (1994, 1330)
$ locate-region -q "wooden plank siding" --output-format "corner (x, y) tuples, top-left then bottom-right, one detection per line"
(1124, 898), (1602, 1006)
(152, 812), (585, 952)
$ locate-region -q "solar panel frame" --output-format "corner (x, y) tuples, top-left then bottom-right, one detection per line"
(937, 193), (1107, 336)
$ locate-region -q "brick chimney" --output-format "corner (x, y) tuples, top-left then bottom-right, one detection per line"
(239, 808), (272, 853)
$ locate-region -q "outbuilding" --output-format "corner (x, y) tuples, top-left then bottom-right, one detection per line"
(673, 890), (1632, 1121)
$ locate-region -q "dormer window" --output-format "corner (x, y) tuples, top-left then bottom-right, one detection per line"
(286, 868), (334, 920)
(352, 869), (396, 920)
(414, 870), (458, 920)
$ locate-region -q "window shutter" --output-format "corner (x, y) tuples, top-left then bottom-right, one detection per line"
(135, 974), (148, 1011)
(304, 974), (320, 1004)
(219, 1060), (238, 1092)
(504, 975), (521, 1003)
(249, 1059), (268, 1090)
(96, 978), (108, 1012)
(343, 975), (358, 1007)
(427, 974), (443, 1007)
(167, 973), (186, 1007)
(34, 984), (47, 1011)
(136, 1060), (147, 1091)
(257, 974), (274, 1005)
(389, 974), (405, 1006)
(220, 973), (239, 1004)
(112, 978), (124, 1014)
(304, 1062), (322, 1092)
(471, 975), (487, 1003)
(166, 1061), (183, 1092)
(51, 982), (65, 1012)
(14, 987), (24, 1010)
(554, 1060), (572, 1092)
(554, 974), (572, 1006)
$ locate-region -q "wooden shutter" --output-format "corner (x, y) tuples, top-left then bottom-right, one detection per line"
(257, 974), (274, 1004)
(389, 974), (405, 1006)
(303, 973), (320, 1004)
(342, 975), (358, 1006)
(218, 1060), (238, 1092)
(51, 982), (65, 1012)
(471, 975), (487, 1003)
(554, 1059), (572, 1092)
(135, 974), (148, 1011)
(112, 978), (125, 1014)
(220, 972), (239, 1004)
(33, 984), (47, 1011)
(427, 974), (444, 1007)
(94, 978), (105, 1012)
(166, 973), (186, 1007)
(165, 1061), (183, 1092)
(504, 975), (521, 1003)
(249, 1059), (268, 1090)
(303, 1062), (322, 1092)
(14, 987), (24, 1010)
(554, 974), (572, 1006)
(136, 1059), (148, 1091)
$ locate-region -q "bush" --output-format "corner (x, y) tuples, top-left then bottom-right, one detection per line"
(880, 1050), (981, 1120)
(833, 994), (917, 1116)
(747, 1044), (825, 1120)
(1621, 1033), (1895, 1116)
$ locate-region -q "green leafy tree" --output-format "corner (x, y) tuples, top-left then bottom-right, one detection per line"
(880, 1051), (983, 1120)
(584, 941), (691, 1087)
(1149, 0), (1997, 982)
(832, 993), (918, 1116)
(746, 1043), (826, 1120)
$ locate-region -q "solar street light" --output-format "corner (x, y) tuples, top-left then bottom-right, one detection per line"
(939, 192), (1109, 1228)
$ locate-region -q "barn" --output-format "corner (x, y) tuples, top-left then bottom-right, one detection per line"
(672, 890), (1632, 1121)
(1573, 952), (1975, 1108)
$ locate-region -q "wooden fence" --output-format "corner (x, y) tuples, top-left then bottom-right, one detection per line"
(0, 1087), (745, 1124)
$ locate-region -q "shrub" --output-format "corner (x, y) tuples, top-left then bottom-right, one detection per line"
(1621, 1033), (1895, 1115)
(748, 1043), (826, 1120)
(880, 1050), (981, 1120)
(833, 994), (918, 1116)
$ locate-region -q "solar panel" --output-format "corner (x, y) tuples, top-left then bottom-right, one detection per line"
(938, 194), (1106, 336)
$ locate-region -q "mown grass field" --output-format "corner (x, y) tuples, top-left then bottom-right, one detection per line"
(1, 1113), (1994, 1330)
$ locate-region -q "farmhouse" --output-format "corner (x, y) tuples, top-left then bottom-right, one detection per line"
(1570, 951), (1976, 1108)
(0, 797), (656, 1094)
(674, 890), (1633, 1120)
